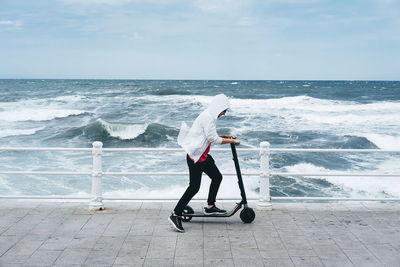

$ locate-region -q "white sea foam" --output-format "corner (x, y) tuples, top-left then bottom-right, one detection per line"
(0, 94), (91, 122)
(299, 113), (400, 125)
(99, 119), (148, 140)
(0, 109), (88, 122)
(0, 127), (45, 138)
(138, 95), (400, 119)
(283, 162), (400, 198)
(231, 96), (400, 114)
(356, 133), (400, 150)
(284, 163), (330, 175)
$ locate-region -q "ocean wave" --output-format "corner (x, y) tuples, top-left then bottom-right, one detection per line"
(98, 119), (148, 140)
(77, 119), (179, 147)
(0, 127), (45, 138)
(231, 96), (400, 114)
(355, 133), (400, 150)
(134, 94), (400, 115)
(284, 163), (331, 175)
(283, 162), (400, 198)
(299, 113), (400, 125)
(0, 109), (89, 122)
(52, 95), (86, 102)
(134, 94), (211, 107)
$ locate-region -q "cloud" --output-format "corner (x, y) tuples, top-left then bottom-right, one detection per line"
(0, 20), (23, 31)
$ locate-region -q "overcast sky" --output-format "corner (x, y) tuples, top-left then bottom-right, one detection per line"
(1, 0), (399, 80)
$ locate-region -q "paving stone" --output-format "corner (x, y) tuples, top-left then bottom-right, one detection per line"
(204, 249), (232, 259)
(176, 235), (204, 250)
(234, 257), (264, 267)
(263, 258), (294, 267)
(231, 247), (262, 259)
(259, 247), (290, 259)
(175, 247), (203, 258)
(24, 249), (62, 266)
(129, 224), (155, 236)
(146, 236), (177, 259)
(0, 236), (19, 256)
(290, 256), (324, 266)
(84, 248), (119, 266)
(321, 259), (355, 267)
(143, 258), (174, 267)
(229, 234), (258, 249)
(113, 254), (146, 265)
(1, 236), (44, 259)
(67, 236), (99, 249)
(280, 236), (313, 250)
(204, 258), (234, 267)
(287, 248), (317, 257)
(93, 236), (125, 251)
(174, 257), (203, 267)
(39, 237), (72, 251)
(365, 244), (400, 267)
(254, 236), (285, 250)
(331, 233), (364, 250)
(343, 249), (385, 267)
(54, 248), (91, 265)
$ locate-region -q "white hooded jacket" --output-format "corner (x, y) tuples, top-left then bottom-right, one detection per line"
(177, 94), (230, 163)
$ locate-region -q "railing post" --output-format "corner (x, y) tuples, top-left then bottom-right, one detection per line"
(258, 141), (272, 210)
(89, 141), (104, 210)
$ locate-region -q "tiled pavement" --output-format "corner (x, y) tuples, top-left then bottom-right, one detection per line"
(0, 201), (399, 266)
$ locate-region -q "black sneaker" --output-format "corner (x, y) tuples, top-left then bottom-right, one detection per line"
(204, 205), (227, 215)
(168, 213), (184, 232)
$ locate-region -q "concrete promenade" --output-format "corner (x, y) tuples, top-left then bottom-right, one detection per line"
(0, 201), (399, 267)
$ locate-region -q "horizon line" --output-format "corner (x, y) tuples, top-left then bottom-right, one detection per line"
(1, 78), (399, 82)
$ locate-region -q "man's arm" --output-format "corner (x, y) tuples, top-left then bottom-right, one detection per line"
(221, 138), (240, 145)
(219, 135), (237, 139)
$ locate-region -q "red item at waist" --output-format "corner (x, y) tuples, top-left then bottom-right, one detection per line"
(188, 144), (211, 163)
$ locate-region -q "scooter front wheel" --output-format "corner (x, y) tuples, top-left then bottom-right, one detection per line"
(181, 205), (194, 222)
(240, 207), (255, 223)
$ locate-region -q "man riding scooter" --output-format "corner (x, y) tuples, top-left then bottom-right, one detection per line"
(169, 94), (240, 232)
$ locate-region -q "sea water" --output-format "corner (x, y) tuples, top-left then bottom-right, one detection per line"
(0, 79), (399, 199)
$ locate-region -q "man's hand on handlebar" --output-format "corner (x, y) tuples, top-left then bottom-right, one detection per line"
(220, 135), (237, 139)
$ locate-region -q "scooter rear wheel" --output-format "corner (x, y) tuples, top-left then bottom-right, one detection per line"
(181, 205), (194, 222)
(240, 207), (255, 223)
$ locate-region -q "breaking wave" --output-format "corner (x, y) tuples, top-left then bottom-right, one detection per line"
(98, 119), (148, 140)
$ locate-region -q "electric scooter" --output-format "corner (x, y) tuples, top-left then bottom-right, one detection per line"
(181, 143), (256, 223)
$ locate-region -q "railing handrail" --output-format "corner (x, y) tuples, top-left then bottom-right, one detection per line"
(1, 147), (400, 153)
(1, 171), (399, 177)
(1, 142), (400, 209)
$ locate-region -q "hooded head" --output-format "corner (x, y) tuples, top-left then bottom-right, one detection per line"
(206, 94), (230, 119)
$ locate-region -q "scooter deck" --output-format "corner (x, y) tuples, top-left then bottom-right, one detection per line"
(183, 205), (242, 218)
(183, 211), (235, 218)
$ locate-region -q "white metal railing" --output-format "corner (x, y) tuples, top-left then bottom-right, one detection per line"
(1, 141), (400, 210)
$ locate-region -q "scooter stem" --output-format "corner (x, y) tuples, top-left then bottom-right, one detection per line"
(231, 143), (247, 205)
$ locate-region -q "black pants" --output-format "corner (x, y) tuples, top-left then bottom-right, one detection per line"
(174, 154), (223, 216)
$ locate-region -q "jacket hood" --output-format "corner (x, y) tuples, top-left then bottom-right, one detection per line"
(206, 94), (230, 119)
